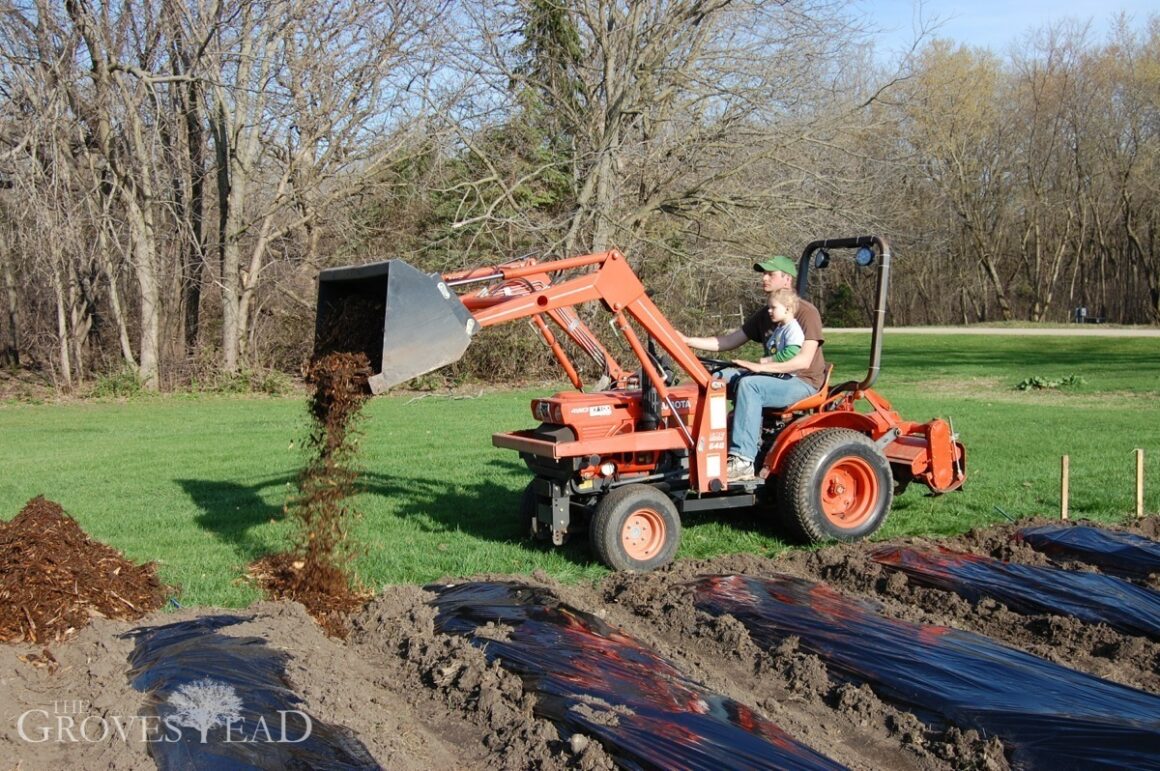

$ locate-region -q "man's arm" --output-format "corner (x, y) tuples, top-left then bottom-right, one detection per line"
(733, 340), (818, 373)
(682, 328), (750, 353)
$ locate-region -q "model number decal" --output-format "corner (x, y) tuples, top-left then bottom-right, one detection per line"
(570, 405), (613, 416)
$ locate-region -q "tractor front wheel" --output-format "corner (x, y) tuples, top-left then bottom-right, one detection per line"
(781, 428), (893, 543)
(590, 485), (681, 572)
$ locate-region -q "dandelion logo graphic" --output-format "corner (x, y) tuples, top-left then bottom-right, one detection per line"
(166, 678), (244, 743)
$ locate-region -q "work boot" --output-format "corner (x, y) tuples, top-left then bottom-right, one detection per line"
(726, 455), (755, 481)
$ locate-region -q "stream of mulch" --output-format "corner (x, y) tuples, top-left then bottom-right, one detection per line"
(250, 351), (375, 637)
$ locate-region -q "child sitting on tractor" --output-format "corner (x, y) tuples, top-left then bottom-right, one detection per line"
(761, 287), (803, 364)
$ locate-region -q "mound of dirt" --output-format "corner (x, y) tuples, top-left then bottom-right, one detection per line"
(4, 516), (1159, 770)
(0, 496), (165, 644)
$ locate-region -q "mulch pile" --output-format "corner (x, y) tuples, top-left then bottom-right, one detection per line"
(249, 551), (371, 638)
(0, 496), (165, 644)
(251, 351), (374, 637)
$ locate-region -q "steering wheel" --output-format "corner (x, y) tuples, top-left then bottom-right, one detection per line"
(697, 356), (734, 374)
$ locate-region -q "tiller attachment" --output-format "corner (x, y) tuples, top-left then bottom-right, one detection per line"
(885, 417), (967, 494)
(315, 260), (477, 393)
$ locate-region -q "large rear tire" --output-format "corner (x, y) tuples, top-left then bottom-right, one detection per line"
(780, 428), (893, 543)
(590, 485), (681, 572)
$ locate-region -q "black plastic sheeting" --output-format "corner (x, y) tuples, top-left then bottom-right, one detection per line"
(1018, 524), (1160, 578)
(429, 581), (845, 771)
(691, 574), (1160, 770)
(123, 614), (380, 770)
(871, 545), (1160, 641)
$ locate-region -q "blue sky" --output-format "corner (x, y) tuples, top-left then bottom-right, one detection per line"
(862, 0), (1156, 56)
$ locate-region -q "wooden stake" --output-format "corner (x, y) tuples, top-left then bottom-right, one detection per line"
(1061, 455), (1069, 521)
(1137, 449), (1145, 519)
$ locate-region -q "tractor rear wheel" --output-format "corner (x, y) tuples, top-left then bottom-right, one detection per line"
(590, 485), (680, 572)
(780, 428), (893, 543)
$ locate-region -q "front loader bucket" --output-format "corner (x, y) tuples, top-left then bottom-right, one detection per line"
(315, 260), (477, 393)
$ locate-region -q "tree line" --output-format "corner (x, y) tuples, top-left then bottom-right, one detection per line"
(0, 1), (1156, 390)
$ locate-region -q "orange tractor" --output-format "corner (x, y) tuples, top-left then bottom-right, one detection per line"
(315, 235), (965, 571)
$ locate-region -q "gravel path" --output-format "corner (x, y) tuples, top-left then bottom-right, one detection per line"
(830, 326), (1160, 337)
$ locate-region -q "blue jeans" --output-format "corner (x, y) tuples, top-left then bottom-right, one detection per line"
(721, 370), (816, 461)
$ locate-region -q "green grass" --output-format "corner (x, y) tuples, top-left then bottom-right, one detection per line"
(1, 333), (1158, 607)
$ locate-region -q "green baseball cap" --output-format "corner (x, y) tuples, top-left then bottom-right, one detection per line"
(753, 255), (797, 277)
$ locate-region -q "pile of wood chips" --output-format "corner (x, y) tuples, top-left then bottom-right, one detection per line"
(0, 496), (166, 643)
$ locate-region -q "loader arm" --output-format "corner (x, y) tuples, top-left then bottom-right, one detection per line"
(456, 260), (630, 387)
(449, 250), (728, 492)
(464, 253), (707, 378)
(315, 249), (729, 492)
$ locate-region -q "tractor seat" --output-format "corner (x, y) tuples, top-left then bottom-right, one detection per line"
(768, 364), (834, 417)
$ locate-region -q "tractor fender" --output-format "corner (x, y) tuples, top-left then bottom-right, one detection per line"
(764, 412), (884, 478)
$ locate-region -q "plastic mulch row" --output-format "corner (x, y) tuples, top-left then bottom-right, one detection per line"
(691, 573), (1160, 771)
(124, 615), (380, 770)
(429, 581), (845, 771)
(1018, 524), (1160, 578)
(871, 545), (1160, 641)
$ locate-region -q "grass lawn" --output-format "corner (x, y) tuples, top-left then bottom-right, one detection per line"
(2, 332), (1158, 607)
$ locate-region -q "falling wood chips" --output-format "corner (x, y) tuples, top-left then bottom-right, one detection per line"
(0, 496), (166, 644)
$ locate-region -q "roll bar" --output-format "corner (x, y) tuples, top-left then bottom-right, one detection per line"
(795, 235), (892, 391)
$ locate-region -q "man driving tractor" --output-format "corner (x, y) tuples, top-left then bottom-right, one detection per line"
(681, 255), (827, 481)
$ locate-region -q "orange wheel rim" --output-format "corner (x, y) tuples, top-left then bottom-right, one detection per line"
(820, 457), (878, 528)
(621, 509), (666, 561)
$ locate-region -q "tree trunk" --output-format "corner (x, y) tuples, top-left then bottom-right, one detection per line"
(178, 42), (207, 354)
(972, 235), (1015, 321)
(1124, 194), (1160, 323)
(67, 261), (93, 380)
(49, 256), (72, 389)
(212, 21), (270, 374)
(0, 233), (20, 367)
(96, 223), (139, 370)
(125, 195), (161, 390)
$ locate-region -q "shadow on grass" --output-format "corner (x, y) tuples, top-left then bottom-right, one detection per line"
(177, 475), (295, 562)
(176, 461), (571, 566)
(178, 460), (817, 570)
(352, 460), (598, 566)
(360, 460), (808, 561)
(680, 500), (779, 537)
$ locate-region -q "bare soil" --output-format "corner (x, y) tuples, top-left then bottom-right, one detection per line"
(3, 508), (1158, 769)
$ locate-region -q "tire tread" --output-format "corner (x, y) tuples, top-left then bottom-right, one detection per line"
(780, 428), (893, 544)
(591, 484), (681, 571)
